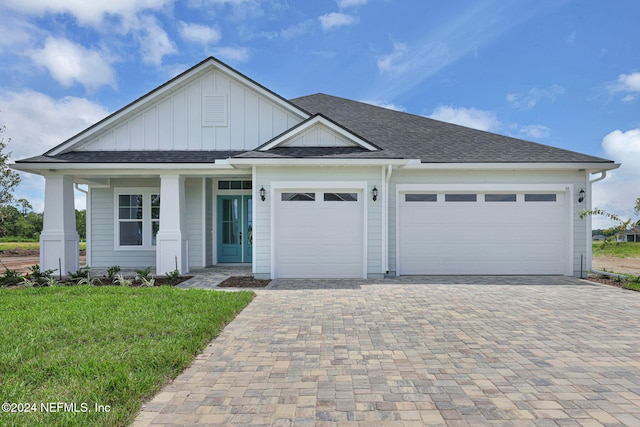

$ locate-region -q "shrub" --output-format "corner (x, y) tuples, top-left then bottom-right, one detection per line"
(0, 268), (23, 287)
(135, 266), (152, 281)
(107, 265), (121, 280)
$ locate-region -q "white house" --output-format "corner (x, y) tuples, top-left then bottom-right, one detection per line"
(13, 57), (619, 279)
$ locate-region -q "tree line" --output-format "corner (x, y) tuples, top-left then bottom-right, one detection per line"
(0, 204), (86, 241)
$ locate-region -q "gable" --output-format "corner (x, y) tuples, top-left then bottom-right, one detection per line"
(49, 58), (308, 155)
(259, 114), (380, 152)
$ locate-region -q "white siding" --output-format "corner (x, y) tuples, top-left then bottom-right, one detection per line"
(254, 166), (383, 279)
(185, 178), (204, 268)
(89, 180), (158, 269)
(280, 125), (357, 148)
(77, 69), (303, 152)
(388, 169), (588, 277)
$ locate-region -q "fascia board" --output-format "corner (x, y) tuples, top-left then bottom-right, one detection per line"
(11, 162), (237, 175)
(402, 162), (621, 171)
(228, 158), (409, 166)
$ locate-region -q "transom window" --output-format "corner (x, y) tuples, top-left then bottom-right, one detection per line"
(218, 180), (252, 190)
(281, 192), (315, 201)
(324, 192), (357, 201)
(115, 189), (160, 249)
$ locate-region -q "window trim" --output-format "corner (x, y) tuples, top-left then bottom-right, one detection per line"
(114, 188), (160, 251)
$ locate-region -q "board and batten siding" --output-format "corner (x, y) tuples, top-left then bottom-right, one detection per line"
(254, 166), (383, 279)
(280, 125), (357, 148)
(76, 69), (303, 152)
(387, 169), (589, 277)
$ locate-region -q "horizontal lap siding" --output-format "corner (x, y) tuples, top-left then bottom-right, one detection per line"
(89, 186), (156, 268)
(185, 178), (204, 269)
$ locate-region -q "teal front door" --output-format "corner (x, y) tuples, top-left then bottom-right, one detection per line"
(217, 195), (252, 263)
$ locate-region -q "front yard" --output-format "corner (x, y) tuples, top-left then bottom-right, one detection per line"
(0, 286), (254, 427)
(591, 241), (640, 290)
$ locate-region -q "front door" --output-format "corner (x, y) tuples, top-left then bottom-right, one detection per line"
(217, 195), (252, 263)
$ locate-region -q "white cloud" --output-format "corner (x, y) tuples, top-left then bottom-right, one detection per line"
(621, 94), (636, 103)
(136, 15), (177, 65)
(318, 12), (358, 31)
(506, 85), (565, 110)
(592, 128), (640, 228)
(376, 41), (409, 75)
(428, 106), (500, 132)
(2, 0), (172, 26)
(29, 37), (116, 90)
(519, 124), (551, 139)
(212, 46), (250, 62)
(0, 89), (109, 160)
(360, 99), (406, 112)
(178, 21), (222, 45)
(0, 18), (40, 52)
(613, 73), (640, 92)
(337, 0), (368, 7)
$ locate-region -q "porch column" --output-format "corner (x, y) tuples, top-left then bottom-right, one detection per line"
(156, 175), (189, 275)
(40, 175), (79, 275)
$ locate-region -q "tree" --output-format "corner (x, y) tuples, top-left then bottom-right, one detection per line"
(580, 200), (640, 244)
(0, 125), (21, 207)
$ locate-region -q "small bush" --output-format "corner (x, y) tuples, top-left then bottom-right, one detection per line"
(107, 265), (121, 280)
(0, 268), (23, 287)
(165, 269), (181, 280)
(135, 266), (152, 281)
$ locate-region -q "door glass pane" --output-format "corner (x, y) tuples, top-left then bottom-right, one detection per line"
(524, 194), (557, 202)
(485, 194), (517, 202)
(324, 193), (358, 201)
(247, 198), (253, 245)
(405, 194), (437, 202)
(445, 194), (477, 202)
(281, 192), (315, 201)
(222, 198), (239, 244)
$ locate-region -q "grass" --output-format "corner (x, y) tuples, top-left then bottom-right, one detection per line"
(592, 241), (640, 258)
(0, 286), (254, 427)
(0, 241), (87, 251)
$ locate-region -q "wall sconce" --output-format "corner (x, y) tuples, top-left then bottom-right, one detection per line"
(578, 188), (585, 203)
(260, 186), (266, 201)
(372, 186), (378, 202)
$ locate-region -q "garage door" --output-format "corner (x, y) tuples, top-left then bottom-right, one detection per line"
(275, 190), (364, 278)
(398, 191), (568, 275)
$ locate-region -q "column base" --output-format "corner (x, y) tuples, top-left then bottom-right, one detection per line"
(40, 231), (79, 277)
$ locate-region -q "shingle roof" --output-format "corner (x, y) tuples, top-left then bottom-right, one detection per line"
(234, 146), (402, 159)
(289, 93), (613, 164)
(16, 151), (245, 164)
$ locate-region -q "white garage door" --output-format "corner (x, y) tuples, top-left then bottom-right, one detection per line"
(275, 190), (364, 278)
(398, 191), (568, 275)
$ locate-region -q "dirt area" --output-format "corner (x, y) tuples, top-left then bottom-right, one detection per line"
(592, 256), (640, 274)
(0, 250), (86, 275)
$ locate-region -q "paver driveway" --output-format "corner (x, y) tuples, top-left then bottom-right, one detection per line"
(133, 278), (640, 426)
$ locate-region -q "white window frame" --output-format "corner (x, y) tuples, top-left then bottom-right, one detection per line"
(114, 188), (160, 251)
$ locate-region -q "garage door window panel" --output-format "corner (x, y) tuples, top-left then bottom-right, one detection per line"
(281, 192), (315, 201)
(525, 193), (557, 202)
(405, 194), (437, 202)
(324, 192), (357, 201)
(445, 194), (477, 202)
(485, 194), (517, 202)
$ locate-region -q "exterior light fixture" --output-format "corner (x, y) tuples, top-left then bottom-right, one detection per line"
(578, 188), (585, 203)
(372, 186), (378, 202)
(260, 186), (266, 201)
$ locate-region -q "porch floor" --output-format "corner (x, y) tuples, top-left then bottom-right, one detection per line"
(176, 265), (252, 289)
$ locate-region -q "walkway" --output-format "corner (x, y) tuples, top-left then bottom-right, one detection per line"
(134, 275), (640, 426)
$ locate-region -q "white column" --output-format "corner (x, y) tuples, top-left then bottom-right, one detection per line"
(156, 175), (189, 275)
(40, 175), (79, 275)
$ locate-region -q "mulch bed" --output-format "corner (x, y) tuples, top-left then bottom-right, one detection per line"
(217, 276), (271, 288)
(586, 274), (639, 291)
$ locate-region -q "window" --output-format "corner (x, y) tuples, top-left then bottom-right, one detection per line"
(485, 194), (517, 202)
(116, 189), (160, 249)
(324, 192), (358, 201)
(405, 194), (437, 202)
(218, 180), (252, 190)
(524, 194), (557, 202)
(281, 192), (315, 201)
(445, 194), (477, 202)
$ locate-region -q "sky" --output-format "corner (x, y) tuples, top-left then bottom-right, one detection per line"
(0, 0), (639, 229)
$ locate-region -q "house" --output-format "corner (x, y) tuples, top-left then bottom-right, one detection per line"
(13, 57), (619, 279)
(618, 230), (640, 243)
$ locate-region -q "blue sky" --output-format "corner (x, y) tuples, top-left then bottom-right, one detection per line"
(0, 0), (639, 228)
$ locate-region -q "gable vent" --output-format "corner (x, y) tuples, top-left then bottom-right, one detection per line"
(202, 94), (227, 127)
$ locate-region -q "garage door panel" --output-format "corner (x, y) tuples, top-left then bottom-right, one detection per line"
(275, 190), (364, 278)
(399, 191), (567, 275)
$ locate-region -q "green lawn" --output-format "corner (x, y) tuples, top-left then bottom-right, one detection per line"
(592, 241), (640, 258)
(0, 286), (254, 426)
(0, 241), (87, 251)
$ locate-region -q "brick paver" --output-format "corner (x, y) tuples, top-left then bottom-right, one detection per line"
(133, 277), (640, 426)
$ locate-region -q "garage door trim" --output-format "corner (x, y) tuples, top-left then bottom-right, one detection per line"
(271, 181), (369, 279)
(395, 183), (574, 276)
